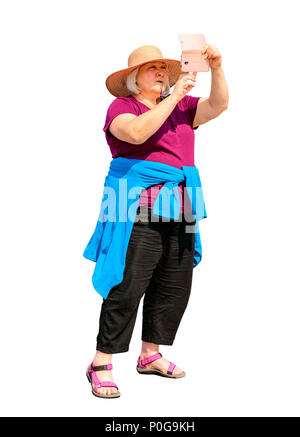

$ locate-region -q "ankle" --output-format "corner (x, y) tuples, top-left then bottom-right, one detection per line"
(93, 351), (113, 365)
(140, 342), (160, 358)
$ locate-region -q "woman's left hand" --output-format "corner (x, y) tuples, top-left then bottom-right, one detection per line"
(201, 44), (222, 70)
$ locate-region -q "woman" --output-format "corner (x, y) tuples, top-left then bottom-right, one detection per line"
(85, 44), (229, 398)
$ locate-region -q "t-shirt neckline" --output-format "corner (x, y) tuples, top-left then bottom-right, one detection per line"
(129, 95), (162, 110)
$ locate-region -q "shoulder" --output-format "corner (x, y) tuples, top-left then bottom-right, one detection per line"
(177, 95), (201, 111)
(107, 95), (140, 114)
(104, 96), (139, 133)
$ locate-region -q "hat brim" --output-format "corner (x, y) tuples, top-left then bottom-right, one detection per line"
(105, 58), (182, 97)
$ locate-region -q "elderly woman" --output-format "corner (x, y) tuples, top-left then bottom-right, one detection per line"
(85, 44), (229, 398)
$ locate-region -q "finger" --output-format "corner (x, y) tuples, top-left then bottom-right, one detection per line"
(179, 72), (196, 85)
(185, 78), (196, 86)
(205, 50), (218, 59)
(183, 75), (196, 82)
(208, 48), (219, 57)
(184, 81), (192, 88)
(185, 80), (196, 88)
(188, 72), (197, 80)
(185, 84), (195, 93)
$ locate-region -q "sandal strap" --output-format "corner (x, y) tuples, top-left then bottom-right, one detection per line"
(98, 381), (119, 389)
(91, 372), (119, 391)
(138, 352), (162, 368)
(91, 363), (113, 371)
(167, 362), (176, 375)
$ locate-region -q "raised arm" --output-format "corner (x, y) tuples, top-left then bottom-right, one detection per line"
(109, 73), (197, 145)
(192, 45), (229, 128)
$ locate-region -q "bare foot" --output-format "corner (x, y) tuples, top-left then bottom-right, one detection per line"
(91, 351), (118, 396)
(139, 352), (184, 376)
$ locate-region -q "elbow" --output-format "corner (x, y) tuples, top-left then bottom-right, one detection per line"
(209, 100), (229, 117)
(126, 122), (143, 145)
(220, 100), (229, 112)
(223, 98), (229, 111)
(127, 118), (150, 144)
(129, 128), (146, 145)
(130, 132), (144, 145)
(217, 103), (228, 115)
(212, 105), (227, 119)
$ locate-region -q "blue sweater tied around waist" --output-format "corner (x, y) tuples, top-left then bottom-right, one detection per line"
(83, 157), (207, 299)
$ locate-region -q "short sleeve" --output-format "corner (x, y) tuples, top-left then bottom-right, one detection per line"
(103, 97), (140, 134)
(180, 95), (201, 130)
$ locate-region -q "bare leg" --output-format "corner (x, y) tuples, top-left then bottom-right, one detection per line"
(139, 341), (184, 376)
(91, 351), (118, 396)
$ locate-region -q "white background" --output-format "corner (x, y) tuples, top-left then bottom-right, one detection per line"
(1, 0), (300, 417)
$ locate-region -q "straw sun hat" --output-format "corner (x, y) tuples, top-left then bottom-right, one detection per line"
(105, 45), (182, 97)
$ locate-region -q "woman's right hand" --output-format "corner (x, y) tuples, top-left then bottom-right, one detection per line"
(171, 72), (197, 102)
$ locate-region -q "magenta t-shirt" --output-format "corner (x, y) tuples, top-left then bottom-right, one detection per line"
(103, 94), (200, 213)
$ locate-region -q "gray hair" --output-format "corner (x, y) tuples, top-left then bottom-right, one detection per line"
(126, 67), (171, 97)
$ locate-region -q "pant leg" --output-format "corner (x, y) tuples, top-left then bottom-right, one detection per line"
(96, 208), (170, 354)
(141, 213), (196, 345)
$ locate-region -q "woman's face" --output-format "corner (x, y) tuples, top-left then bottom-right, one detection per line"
(136, 61), (169, 96)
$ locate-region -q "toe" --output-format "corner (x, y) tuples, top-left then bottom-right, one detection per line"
(95, 386), (101, 394)
(173, 365), (184, 376)
(173, 366), (179, 374)
(95, 385), (108, 395)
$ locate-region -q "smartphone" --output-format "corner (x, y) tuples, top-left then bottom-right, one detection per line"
(179, 34), (209, 72)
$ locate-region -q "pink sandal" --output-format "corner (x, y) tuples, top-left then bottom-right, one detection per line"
(86, 363), (120, 398)
(137, 352), (186, 378)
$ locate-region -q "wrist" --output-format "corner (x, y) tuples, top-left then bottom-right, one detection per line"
(169, 93), (180, 105)
(211, 66), (223, 73)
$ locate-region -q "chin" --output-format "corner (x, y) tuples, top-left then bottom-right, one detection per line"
(154, 86), (163, 93)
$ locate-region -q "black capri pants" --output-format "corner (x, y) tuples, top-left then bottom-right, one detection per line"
(96, 205), (196, 354)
